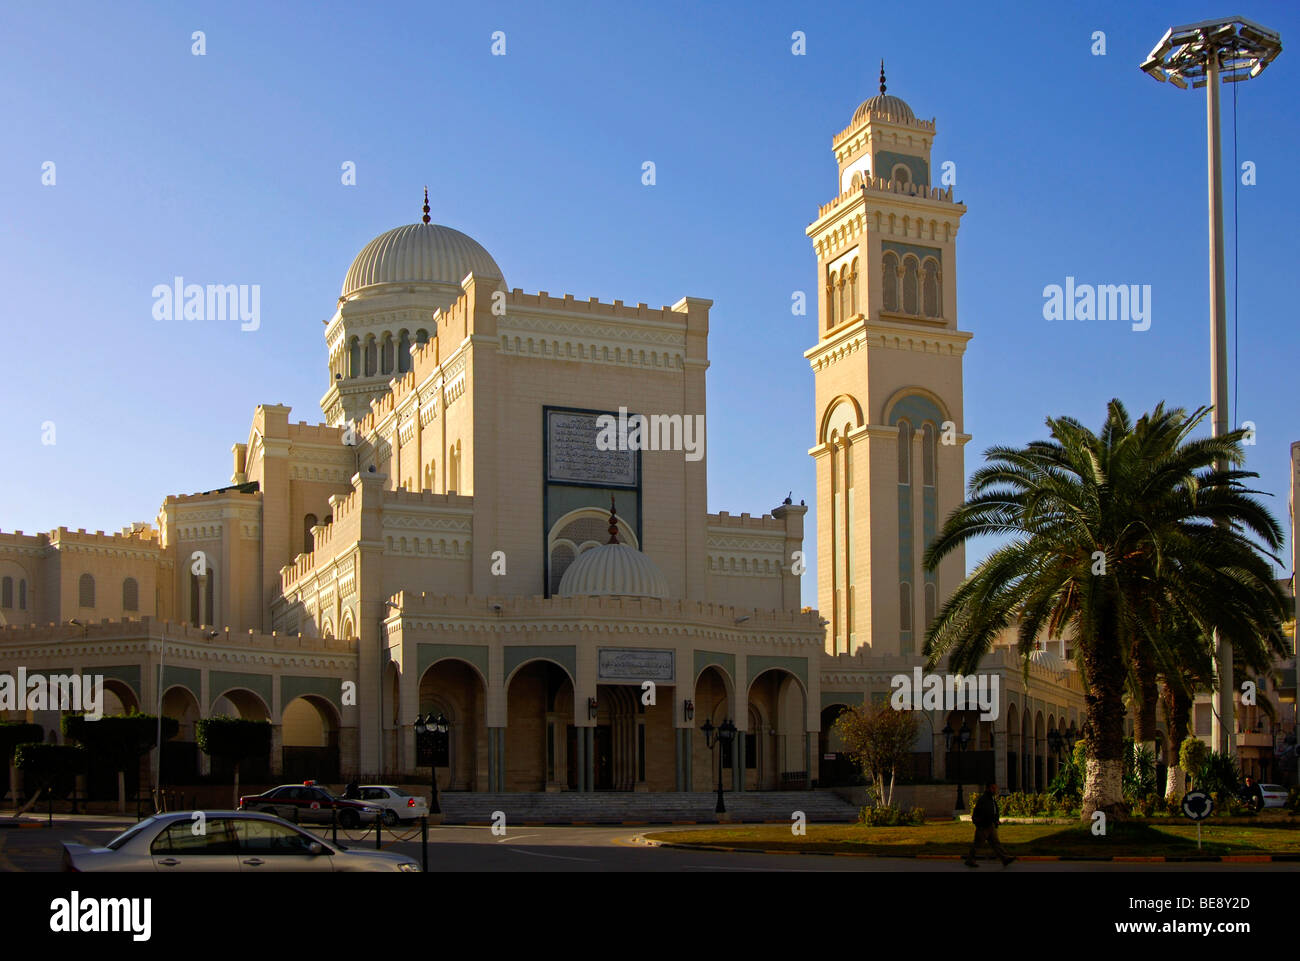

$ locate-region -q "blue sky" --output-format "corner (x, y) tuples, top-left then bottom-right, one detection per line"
(2, 0), (1297, 608)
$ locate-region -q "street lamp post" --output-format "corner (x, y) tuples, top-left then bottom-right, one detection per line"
(700, 717), (736, 814)
(414, 712), (448, 815)
(943, 720), (972, 812)
(1140, 17), (1283, 756)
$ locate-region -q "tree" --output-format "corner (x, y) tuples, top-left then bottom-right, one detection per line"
(0, 722), (44, 807)
(196, 716), (271, 808)
(62, 713), (178, 813)
(924, 400), (1287, 820)
(13, 743), (87, 816)
(831, 700), (919, 807)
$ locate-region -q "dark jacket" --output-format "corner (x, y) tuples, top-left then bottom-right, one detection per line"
(973, 790), (1000, 828)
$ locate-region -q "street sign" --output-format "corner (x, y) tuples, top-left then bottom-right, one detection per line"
(1182, 790), (1213, 821)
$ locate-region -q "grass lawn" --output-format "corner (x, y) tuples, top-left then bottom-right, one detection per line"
(644, 815), (1300, 858)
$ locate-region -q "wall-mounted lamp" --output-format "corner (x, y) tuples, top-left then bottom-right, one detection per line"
(587, 697), (598, 720)
(684, 699), (695, 722)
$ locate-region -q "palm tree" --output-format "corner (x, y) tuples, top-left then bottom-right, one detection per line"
(924, 400), (1287, 818)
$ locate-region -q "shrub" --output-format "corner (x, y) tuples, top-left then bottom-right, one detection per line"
(1123, 739), (1158, 801)
(858, 804), (925, 827)
(1194, 751), (1242, 798)
(1179, 736), (1209, 778)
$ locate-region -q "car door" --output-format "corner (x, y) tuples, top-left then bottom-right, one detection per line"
(360, 787), (391, 817)
(233, 818), (334, 872)
(149, 818), (241, 872)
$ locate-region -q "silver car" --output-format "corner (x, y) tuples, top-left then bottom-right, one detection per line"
(62, 811), (421, 873)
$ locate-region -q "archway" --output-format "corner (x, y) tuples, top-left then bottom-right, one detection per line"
(1005, 703), (1020, 792)
(1033, 711), (1046, 792)
(819, 702), (856, 787)
(160, 686), (201, 784)
(418, 658), (487, 791)
(944, 709), (993, 792)
(692, 665), (734, 791)
(209, 688), (272, 782)
(281, 695), (341, 782)
(101, 679), (140, 716)
(506, 660), (573, 792)
(748, 668), (807, 790)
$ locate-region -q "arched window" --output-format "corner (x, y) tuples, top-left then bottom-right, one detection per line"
(892, 164), (911, 186)
(122, 577), (139, 612)
(849, 258), (859, 316)
(381, 333), (394, 375)
(364, 337), (377, 376)
(922, 258), (941, 318)
(341, 612), (355, 639)
(415, 329), (429, 347)
(902, 256), (920, 315)
(398, 330), (412, 373)
(190, 573), (200, 626)
(924, 582), (938, 629)
(78, 573), (95, 608)
(18, 580), (26, 610)
(348, 337), (361, 378)
(1, 577), (11, 608)
(882, 252), (900, 312)
(897, 420), (912, 485)
(304, 514), (318, 555)
(899, 582), (913, 632)
(826, 267), (838, 329)
(922, 423), (937, 487)
(423, 462), (435, 491)
(839, 266), (851, 323)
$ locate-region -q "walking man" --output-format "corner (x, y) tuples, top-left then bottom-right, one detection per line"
(966, 782), (1015, 868)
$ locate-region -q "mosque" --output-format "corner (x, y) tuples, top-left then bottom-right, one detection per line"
(0, 73), (1094, 801)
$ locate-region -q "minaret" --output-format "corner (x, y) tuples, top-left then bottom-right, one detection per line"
(805, 67), (972, 658)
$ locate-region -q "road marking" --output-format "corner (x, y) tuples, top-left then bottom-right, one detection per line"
(496, 834), (540, 844)
(506, 847), (598, 862)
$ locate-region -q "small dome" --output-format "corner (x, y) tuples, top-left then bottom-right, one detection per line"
(852, 93), (915, 126)
(342, 223), (503, 297)
(557, 543), (669, 599)
(1029, 648), (1069, 675)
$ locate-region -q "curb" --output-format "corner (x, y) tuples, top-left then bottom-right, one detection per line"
(0, 820), (46, 830)
(631, 835), (1300, 862)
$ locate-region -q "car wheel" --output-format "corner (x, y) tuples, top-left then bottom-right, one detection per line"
(382, 809), (398, 827)
(339, 809), (360, 829)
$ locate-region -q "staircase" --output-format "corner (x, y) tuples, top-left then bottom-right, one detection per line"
(435, 791), (858, 825)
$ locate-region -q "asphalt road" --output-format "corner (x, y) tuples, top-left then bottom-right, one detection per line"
(3, 815), (1300, 872)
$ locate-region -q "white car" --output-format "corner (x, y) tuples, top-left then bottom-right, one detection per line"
(1260, 783), (1289, 809)
(62, 811), (421, 872)
(357, 785), (430, 825)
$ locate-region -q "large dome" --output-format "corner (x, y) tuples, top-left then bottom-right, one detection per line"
(557, 542), (669, 599)
(342, 223), (503, 297)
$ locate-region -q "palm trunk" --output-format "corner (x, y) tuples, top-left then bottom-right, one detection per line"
(1162, 682), (1192, 798)
(887, 768), (895, 807)
(232, 762), (240, 810)
(117, 770), (126, 814)
(1134, 642), (1160, 758)
(1081, 630), (1128, 819)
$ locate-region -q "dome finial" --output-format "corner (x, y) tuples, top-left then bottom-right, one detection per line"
(608, 496), (620, 544)
(421, 186), (431, 225)
(879, 59), (887, 95)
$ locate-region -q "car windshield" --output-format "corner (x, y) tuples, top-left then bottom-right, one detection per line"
(1262, 784), (1284, 791)
(106, 818), (161, 850)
